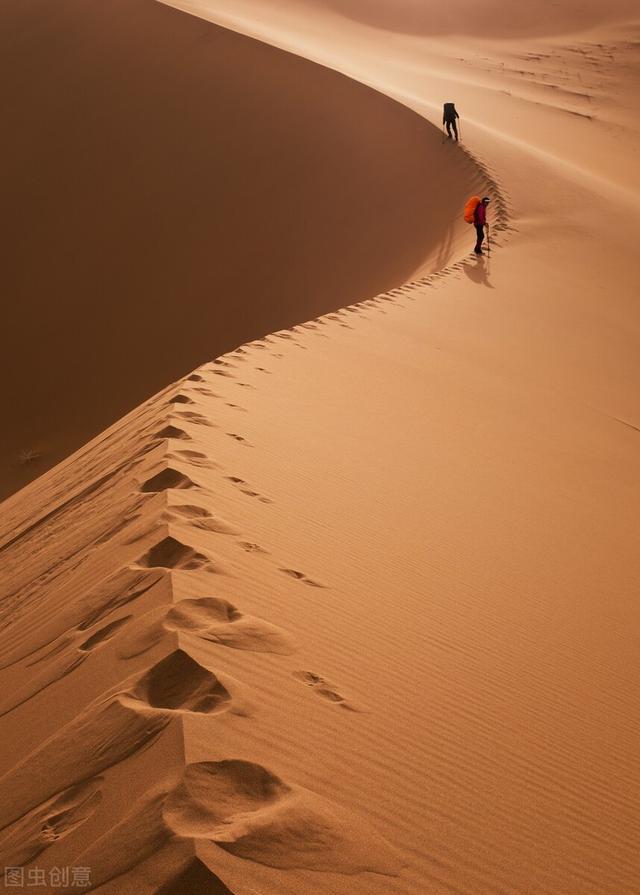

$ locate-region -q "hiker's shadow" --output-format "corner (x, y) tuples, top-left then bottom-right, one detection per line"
(462, 255), (494, 288)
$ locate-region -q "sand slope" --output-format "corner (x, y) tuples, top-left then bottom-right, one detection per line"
(0, 0), (476, 499)
(321, 0), (640, 38)
(0, 372), (405, 894)
(2, 0), (640, 893)
(2, 288), (639, 892)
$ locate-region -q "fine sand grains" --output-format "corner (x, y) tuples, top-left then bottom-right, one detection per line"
(2, 287), (640, 892)
(0, 0), (479, 499)
(1, 1), (640, 893)
(0, 374), (406, 893)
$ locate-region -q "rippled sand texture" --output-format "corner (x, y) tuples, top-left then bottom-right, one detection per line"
(1, 0), (640, 893)
(0, 0), (476, 498)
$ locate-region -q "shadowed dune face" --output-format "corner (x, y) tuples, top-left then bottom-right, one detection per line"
(320, 0), (639, 37)
(0, 0), (476, 498)
(0, 0), (638, 892)
(154, 859), (236, 895)
(127, 650), (232, 713)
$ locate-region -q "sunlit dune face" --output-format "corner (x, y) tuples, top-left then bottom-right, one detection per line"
(321, 0), (638, 37)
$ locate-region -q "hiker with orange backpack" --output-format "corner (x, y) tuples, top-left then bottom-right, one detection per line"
(464, 195), (491, 255)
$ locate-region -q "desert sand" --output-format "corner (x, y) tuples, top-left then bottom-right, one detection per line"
(0, 0), (475, 499)
(1, 0), (640, 893)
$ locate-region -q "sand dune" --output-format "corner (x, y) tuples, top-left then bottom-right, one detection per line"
(0, 378), (406, 892)
(2, 309), (639, 892)
(167, 0), (640, 193)
(0, 0), (476, 499)
(321, 0), (640, 37)
(1, 0), (640, 893)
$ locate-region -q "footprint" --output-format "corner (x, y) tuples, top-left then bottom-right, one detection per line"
(226, 433), (250, 445)
(169, 394), (195, 405)
(0, 569), (162, 672)
(245, 491), (272, 504)
(0, 651), (242, 832)
(280, 568), (325, 588)
(168, 505), (239, 535)
(118, 597), (295, 658)
(154, 425), (191, 441)
(170, 410), (214, 427)
(192, 519), (240, 536)
(191, 387), (221, 398)
(167, 504), (210, 519)
(238, 542), (269, 554)
(293, 671), (358, 711)
(0, 779), (103, 868)
(64, 759), (398, 888)
(163, 759), (398, 873)
(186, 373), (205, 382)
(140, 468), (195, 493)
(164, 760), (288, 842)
(135, 536), (221, 573)
(0, 617), (132, 718)
(126, 650), (232, 714)
(167, 450), (218, 470)
(226, 477), (272, 504)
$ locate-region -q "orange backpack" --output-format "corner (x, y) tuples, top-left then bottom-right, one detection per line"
(464, 196), (481, 224)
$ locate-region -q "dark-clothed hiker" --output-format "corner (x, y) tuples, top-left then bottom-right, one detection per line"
(443, 102), (459, 140)
(474, 197), (491, 254)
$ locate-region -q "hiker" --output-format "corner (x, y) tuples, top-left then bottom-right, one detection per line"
(473, 197), (490, 254)
(443, 102), (459, 140)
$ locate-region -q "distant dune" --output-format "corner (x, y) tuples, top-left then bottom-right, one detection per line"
(0, 0), (476, 498)
(2, 1), (640, 894)
(321, 0), (639, 37)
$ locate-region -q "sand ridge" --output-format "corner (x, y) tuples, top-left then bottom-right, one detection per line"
(0, 0), (479, 499)
(2, 258), (639, 890)
(1, 0), (640, 892)
(0, 358), (411, 892)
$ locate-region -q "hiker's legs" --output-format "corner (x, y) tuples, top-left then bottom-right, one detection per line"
(445, 119), (458, 140)
(474, 224), (485, 253)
